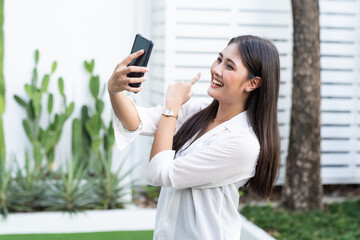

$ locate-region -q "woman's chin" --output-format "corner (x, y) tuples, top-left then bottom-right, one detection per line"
(207, 86), (219, 99)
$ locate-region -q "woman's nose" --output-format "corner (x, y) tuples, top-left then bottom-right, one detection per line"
(212, 64), (222, 77)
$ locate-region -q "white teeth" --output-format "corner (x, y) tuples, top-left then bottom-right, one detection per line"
(213, 79), (224, 86)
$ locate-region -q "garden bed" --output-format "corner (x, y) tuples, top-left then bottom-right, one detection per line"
(240, 199), (360, 240)
(0, 205), (275, 240)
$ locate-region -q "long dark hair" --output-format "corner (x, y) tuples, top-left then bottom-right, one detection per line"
(173, 35), (281, 198)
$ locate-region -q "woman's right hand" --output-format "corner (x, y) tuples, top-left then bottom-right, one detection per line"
(107, 50), (149, 94)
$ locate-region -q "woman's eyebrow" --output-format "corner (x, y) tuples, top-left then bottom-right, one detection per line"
(219, 52), (236, 66)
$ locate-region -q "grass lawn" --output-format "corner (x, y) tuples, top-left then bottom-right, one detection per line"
(0, 231), (153, 240)
(240, 199), (360, 240)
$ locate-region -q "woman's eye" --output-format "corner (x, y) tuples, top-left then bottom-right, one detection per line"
(217, 57), (222, 63)
(227, 64), (234, 70)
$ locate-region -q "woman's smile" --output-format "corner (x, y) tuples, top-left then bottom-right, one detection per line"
(211, 78), (224, 88)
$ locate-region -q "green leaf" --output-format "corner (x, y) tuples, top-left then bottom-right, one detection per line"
(43, 130), (58, 153)
(32, 68), (38, 87)
(51, 61), (57, 74)
(66, 102), (75, 118)
(53, 114), (61, 131)
(84, 59), (94, 73)
(0, 75), (5, 96)
(14, 95), (27, 109)
(0, 75), (5, 115)
(47, 94), (53, 114)
(40, 129), (49, 148)
(47, 148), (55, 165)
(72, 119), (82, 157)
(27, 100), (36, 120)
(55, 115), (66, 132)
(81, 106), (89, 123)
(95, 99), (104, 114)
(41, 74), (50, 93)
(24, 84), (33, 98)
(91, 137), (101, 154)
(85, 114), (101, 136)
(90, 75), (100, 99)
(22, 119), (33, 142)
(33, 141), (42, 167)
(0, 95), (4, 115)
(58, 77), (64, 96)
(104, 121), (115, 150)
(33, 92), (42, 118)
(0, 119), (5, 162)
(34, 50), (39, 64)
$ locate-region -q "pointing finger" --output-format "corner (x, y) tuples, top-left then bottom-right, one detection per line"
(189, 72), (201, 86)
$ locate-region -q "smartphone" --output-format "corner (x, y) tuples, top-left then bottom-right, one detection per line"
(127, 34), (154, 88)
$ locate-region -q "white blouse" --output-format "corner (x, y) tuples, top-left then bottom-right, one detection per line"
(114, 97), (260, 240)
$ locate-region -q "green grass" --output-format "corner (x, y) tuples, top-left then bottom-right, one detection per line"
(0, 231), (153, 240)
(240, 199), (360, 240)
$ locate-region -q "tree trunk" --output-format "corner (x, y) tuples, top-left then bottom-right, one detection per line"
(282, 0), (323, 211)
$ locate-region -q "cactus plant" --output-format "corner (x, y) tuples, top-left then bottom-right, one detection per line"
(14, 50), (74, 172)
(0, 158), (11, 218)
(0, 0), (5, 163)
(92, 154), (137, 209)
(42, 157), (95, 213)
(9, 152), (50, 212)
(71, 59), (114, 172)
(71, 107), (91, 168)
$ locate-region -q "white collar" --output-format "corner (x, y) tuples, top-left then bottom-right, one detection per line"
(223, 111), (251, 133)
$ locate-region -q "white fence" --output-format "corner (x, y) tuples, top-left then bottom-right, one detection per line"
(3, 0), (360, 185)
(144, 0), (360, 184)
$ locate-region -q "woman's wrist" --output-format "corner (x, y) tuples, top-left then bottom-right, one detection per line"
(164, 104), (180, 115)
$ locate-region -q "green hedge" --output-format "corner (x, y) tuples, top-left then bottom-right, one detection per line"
(241, 199), (360, 240)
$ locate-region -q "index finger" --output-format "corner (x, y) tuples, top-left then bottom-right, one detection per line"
(121, 49), (145, 66)
(188, 72), (201, 86)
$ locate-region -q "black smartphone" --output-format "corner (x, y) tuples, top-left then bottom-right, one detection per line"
(127, 34), (154, 88)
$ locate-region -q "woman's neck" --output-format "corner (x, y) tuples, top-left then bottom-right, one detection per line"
(214, 102), (246, 122)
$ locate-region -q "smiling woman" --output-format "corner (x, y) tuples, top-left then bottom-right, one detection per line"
(109, 35), (281, 240)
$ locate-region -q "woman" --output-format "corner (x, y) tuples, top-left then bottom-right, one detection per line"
(108, 35), (280, 240)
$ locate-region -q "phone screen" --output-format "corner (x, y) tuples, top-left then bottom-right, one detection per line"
(127, 34), (153, 85)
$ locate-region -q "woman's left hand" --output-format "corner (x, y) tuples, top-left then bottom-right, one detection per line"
(165, 73), (201, 111)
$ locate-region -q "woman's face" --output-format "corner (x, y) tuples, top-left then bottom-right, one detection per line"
(207, 43), (250, 104)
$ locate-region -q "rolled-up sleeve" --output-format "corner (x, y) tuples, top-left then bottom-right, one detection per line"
(113, 96), (212, 152)
(113, 99), (163, 151)
(146, 134), (260, 189)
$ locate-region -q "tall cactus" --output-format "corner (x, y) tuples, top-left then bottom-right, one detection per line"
(14, 50), (74, 172)
(72, 59), (114, 172)
(71, 106), (91, 167)
(0, 0), (5, 164)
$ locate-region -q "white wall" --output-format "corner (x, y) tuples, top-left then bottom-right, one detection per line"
(3, 0), (151, 169)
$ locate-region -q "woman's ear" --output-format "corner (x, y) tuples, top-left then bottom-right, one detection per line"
(246, 77), (262, 92)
